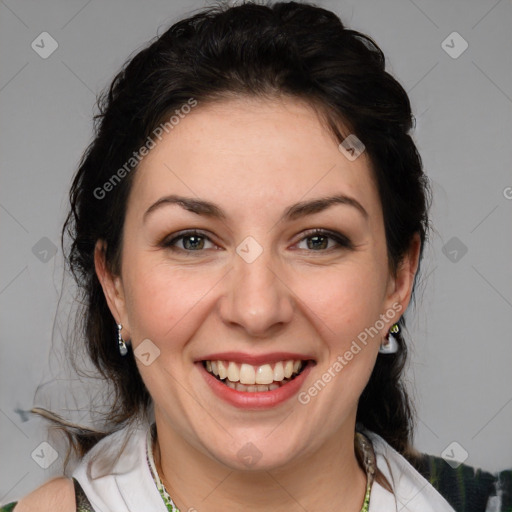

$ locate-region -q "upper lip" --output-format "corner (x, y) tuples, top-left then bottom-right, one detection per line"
(196, 352), (315, 366)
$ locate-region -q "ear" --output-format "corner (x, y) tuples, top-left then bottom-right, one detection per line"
(94, 240), (130, 337)
(384, 233), (422, 320)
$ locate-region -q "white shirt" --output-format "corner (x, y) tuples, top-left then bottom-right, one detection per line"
(362, 429), (456, 511)
(72, 421), (455, 512)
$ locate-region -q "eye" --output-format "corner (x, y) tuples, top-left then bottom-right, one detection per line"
(160, 228), (352, 253)
(295, 229), (353, 251)
(161, 230), (217, 252)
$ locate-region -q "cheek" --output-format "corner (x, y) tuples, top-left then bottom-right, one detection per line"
(292, 266), (385, 417)
(123, 259), (219, 348)
(293, 262), (388, 342)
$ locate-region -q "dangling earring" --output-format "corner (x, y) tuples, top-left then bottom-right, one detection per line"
(379, 323), (400, 354)
(117, 323), (128, 356)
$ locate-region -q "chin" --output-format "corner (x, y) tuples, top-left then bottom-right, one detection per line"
(202, 431), (308, 472)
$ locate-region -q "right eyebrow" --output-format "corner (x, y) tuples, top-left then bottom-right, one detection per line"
(143, 195), (226, 223)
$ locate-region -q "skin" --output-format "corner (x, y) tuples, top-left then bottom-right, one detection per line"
(95, 96), (420, 512)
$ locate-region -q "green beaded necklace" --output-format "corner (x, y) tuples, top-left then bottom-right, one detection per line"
(147, 426), (375, 512)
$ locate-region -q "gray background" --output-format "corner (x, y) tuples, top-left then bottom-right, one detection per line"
(1, 0), (511, 503)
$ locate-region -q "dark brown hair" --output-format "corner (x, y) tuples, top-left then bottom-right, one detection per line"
(52, 0), (429, 479)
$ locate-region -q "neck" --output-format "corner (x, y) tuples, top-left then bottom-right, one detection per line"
(153, 419), (368, 512)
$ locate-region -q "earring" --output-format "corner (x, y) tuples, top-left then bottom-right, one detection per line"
(117, 323), (128, 356)
(379, 323), (400, 354)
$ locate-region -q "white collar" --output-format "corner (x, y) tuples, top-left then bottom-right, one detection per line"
(72, 421), (167, 512)
(72, 422), (455, 512)
(363, 429), (455, 511)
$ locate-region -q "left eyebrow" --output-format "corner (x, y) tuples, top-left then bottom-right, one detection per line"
(282, 194), (368, 221)
(142, 193), (368, 223)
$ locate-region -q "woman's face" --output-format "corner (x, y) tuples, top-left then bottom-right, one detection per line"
(97, 96), (417, 471)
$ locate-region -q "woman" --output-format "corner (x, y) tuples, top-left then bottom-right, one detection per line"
(3, 2), (461, 510)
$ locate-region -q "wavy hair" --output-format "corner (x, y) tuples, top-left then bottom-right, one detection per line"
(44, 0), (430, 486)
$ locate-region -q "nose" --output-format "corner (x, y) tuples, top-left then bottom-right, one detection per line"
(218, 246), (294, 338)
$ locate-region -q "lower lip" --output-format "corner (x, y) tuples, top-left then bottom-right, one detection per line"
(198, 361), (313, 409)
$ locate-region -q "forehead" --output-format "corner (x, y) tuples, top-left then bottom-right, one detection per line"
(129, 96), (380, 220)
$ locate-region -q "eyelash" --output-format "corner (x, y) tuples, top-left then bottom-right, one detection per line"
(160, 228), (353, 253)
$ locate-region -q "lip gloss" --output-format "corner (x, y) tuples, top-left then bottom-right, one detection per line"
(197, 360), (313, 409)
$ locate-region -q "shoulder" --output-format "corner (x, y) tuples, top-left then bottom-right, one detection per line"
(363, 429), (504, 512)
(410, 452), (499, 512)
(362, 430), (457, 511)
(13, 477), (75, 512)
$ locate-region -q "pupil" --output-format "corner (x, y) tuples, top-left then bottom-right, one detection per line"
(184, 235), (203, 250)
(308, 235), (327, 250)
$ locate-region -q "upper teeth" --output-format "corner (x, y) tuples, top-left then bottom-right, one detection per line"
(205, 360), (304, 385)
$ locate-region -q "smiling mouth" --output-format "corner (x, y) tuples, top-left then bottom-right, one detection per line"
(202, 359), (310, 392)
